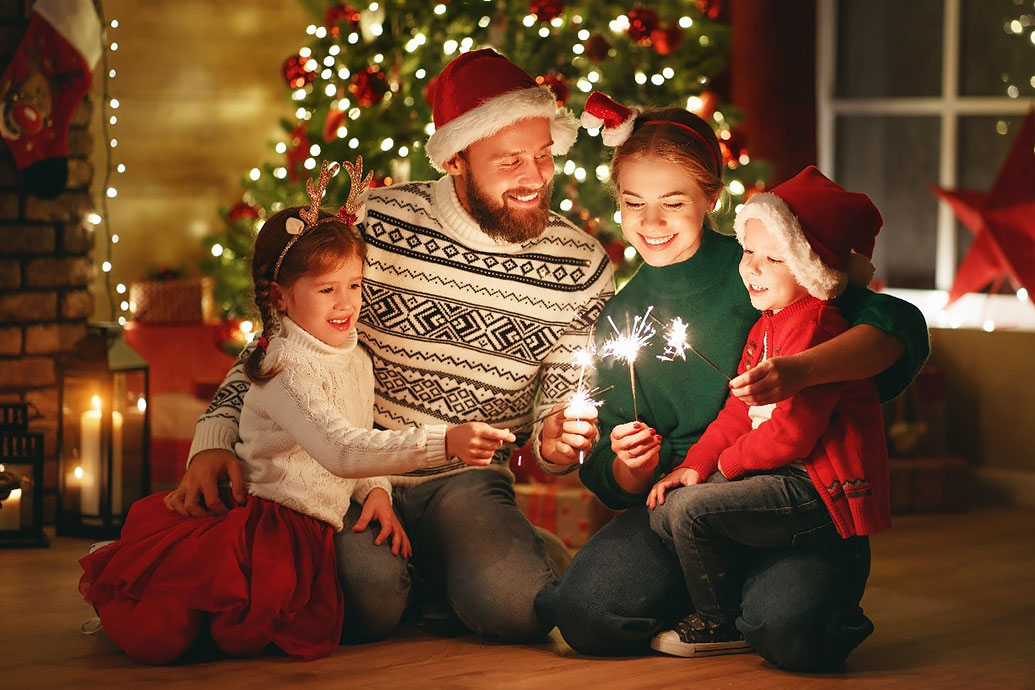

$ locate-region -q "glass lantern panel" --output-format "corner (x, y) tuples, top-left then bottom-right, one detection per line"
(0, 461), (33, 533)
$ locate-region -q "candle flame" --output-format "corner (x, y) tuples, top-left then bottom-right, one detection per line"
(74, 466), (84, 480)
(90, 395), (102, 411)
(136, 397), (147, 412)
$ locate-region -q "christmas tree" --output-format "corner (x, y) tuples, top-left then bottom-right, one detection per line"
(202, 0), (770, 321)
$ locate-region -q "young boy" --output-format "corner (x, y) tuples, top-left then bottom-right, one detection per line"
(646, 166), (892, 658)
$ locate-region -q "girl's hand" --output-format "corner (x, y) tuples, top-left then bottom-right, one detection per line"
(610, 421), (661, 474)
(646, 468), (701, 509)
(540, 402), (599, 466)
(353, 487), (411, 558)
(730, 356), (809, 406)
(446, 422), (516, 466)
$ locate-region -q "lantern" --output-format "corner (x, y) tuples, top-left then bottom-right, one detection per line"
(57, 324), (150, 538)
(0, 403), (47, 547)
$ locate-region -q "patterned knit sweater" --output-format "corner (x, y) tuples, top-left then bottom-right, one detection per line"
(190, 176), (615, 485)
(234, 317), (447, 531)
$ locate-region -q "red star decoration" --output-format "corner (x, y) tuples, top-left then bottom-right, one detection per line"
(933, 108), (1035, 305)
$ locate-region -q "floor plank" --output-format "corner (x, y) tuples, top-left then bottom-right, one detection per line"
(2, 508), (1033, 688)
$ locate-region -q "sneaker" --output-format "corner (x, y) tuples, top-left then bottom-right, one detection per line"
(650, 613), (752, 658)
(87, 540), (115, 555)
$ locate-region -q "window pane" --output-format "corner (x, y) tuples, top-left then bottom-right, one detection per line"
(954, 115), (1026, 282)
(835, 116), (941, 289)
(836, 0), (944, 98)
(960, 0), (1035, 98)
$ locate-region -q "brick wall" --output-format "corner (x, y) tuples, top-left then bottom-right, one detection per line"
(1, 0), (97, 523)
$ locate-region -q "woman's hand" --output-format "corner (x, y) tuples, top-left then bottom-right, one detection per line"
(610, 421), (660, 473)
(729, 356), (810, 406)
(353, 488), (411, 558)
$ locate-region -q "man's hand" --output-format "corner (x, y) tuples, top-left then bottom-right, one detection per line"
(163, 449), (245, 518)
(646, 468), (701, 509)
(730, 356), (810, 406)
(539, 402), (599, 466)
(353, 488), (411, 558)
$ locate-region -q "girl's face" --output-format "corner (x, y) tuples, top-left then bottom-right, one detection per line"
(274, 253), (364, 347)
(738, 218), (809, 312)
(615, 156), (717, 267)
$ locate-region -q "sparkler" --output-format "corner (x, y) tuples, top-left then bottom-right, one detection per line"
(571, 342), (597, 464)
(651, 315), (731, 381)
(600, 307), (656, 421)
(509, 385), (614, 435)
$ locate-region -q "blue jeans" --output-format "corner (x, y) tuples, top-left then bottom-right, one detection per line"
(335, 468), (557, 643)
(536, 474), (873, 671)
(649, 468), (840, 623)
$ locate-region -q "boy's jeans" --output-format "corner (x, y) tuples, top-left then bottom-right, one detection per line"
(649, 467), (840, 622)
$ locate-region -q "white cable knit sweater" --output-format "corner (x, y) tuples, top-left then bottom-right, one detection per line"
(191, 176), (614, 485)
(235, 317), (447, 531)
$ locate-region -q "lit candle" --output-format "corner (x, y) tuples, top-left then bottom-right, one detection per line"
(79, 395), (124, 515)
(0, 487), (21, 531)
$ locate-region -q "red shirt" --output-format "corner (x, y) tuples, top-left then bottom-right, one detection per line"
(677, 295), (891, 538)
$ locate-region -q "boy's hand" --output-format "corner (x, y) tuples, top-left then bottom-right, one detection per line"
(446, 422), (516, 466)
(540, 402), (598, 466)
(646, 468), (701, 509)
(353, 487), (411, 558)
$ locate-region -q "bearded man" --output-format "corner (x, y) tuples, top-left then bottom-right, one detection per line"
(167, 49), (614, 643)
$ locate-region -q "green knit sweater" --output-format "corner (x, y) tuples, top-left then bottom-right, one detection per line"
(580, 228), (930, 510)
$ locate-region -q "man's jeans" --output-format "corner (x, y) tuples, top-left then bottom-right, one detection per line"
(650, 468), (841, 623)
(535, 469), (873, 672)
(335, 468), (558, 643)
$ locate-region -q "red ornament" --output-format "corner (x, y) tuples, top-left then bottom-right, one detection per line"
(323, 107), (347, 142)
(422, 74), (440, 109)
(282, 54), (316, 90)
(688, 90), (718, 121)
(324, 4), (360, 36)
(536, 72), (569, 106)
(227, 201), (259, 224)
(627, 6), (660, 44)
(368, 174), (390, 189)
(933, 108), (1035, 305)
(285, 124), (310, 182)
(530, 0), (564, 23)
(696, 0), (723, 20)
(605, 239), (627, 266)
(584, 34), (611, 62)
(349, 66), (389, 108)
(651, 23), (683, 55)
(719, 129), (746, 169)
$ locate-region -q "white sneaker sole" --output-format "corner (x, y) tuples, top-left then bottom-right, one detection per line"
(87, 540), (116, 555)
(650, 630), (753, 658)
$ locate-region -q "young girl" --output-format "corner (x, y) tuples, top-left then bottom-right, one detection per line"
(535, 94), (928, 671)
(79, 161), (514, 665)
(647, 165), (891, 658)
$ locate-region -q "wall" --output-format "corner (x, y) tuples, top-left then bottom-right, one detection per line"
(0, 0), (96, 522)
(88, 0), (310, 319)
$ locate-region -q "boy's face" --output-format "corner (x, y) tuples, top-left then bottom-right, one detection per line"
(738, 218), (809, 312)
(445, 117), (555, 244)
(615, 155), (716, 267)
(274, 254), (364, 347)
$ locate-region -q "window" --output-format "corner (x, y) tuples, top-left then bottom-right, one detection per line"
(817, 0), (1033, 329)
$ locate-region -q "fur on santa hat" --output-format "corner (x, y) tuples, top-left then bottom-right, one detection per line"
(425, 49), (578, 172)
(734, 166), (882, 301)
(580, 91), (638, 147)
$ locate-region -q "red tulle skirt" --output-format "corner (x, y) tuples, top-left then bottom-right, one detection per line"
(79, 493), (344, 664)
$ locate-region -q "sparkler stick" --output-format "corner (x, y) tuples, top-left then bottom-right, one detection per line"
(509, 385), (614, 434)
(571, 341), (597, 464)
(650, 314), (731, 381)
(600, 307), (656, 421)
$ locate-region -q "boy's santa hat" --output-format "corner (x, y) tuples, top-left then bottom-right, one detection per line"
(734, 166), (883, 300)
(425, 49), (578, 172)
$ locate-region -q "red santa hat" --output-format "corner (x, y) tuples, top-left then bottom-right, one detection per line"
(580, 91), (638, 147)
(424, 49), (579, 172)
(734, 166), (883, 300)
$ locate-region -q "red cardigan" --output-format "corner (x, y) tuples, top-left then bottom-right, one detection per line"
(677, 296), (891, 538)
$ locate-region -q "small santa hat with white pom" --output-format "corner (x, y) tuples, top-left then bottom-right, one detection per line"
(581, 91), (639, 147)
(734, 166), (883, 300)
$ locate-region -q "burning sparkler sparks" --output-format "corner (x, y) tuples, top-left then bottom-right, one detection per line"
(601, 307), (656, 421)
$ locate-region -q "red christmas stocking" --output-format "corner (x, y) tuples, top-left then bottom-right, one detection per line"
(0, 0), (100, 199)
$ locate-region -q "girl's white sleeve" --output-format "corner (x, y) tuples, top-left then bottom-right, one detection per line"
(253, 372), (448, 478)
(352, 477), (394, 504)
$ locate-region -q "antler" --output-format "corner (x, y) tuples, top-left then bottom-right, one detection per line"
(337, 156), (375, 225)
(299, 160), (339, 226)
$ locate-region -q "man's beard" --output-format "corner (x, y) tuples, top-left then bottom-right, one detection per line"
(464, 174), (554, 244)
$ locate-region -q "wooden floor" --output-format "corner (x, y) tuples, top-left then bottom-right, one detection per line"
(3, 508), (1034, 689)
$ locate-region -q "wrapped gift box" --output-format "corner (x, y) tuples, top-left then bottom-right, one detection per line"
(514, 483), (614, 548)
(129, 277), (215, 324)
(888, 456), (969, 514)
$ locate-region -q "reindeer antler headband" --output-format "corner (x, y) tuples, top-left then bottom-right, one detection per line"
(272, 157), (374, 281)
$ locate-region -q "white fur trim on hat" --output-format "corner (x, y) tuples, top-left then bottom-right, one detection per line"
(734, 192), (847, 300)
(425, 85), (578, 172)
